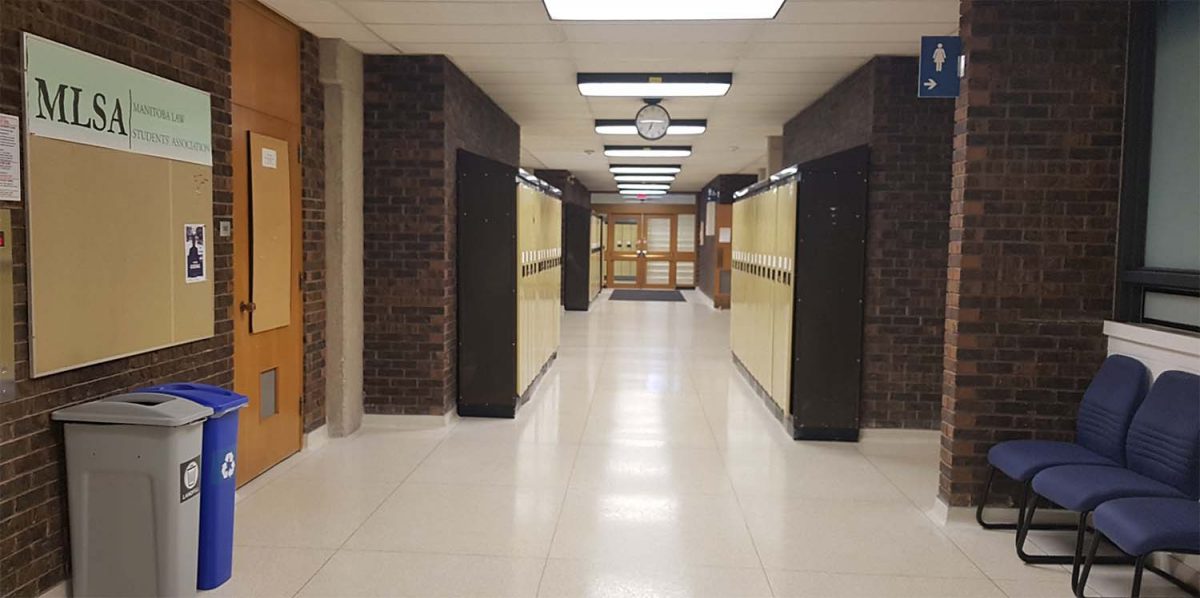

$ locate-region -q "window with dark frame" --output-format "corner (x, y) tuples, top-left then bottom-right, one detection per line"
(1116, 1), (1200, 332)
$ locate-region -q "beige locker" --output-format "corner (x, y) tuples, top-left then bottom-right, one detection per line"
(771, 181), (797, 414)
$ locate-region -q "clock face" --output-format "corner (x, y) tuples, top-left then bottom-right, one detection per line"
(635, 103), (671, 141)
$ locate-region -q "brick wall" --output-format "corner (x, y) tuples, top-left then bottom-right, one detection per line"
(300, 31), (326, 433)
(865, 57), (954, 429)
(782, 57), (954, 430)
(940, 0), (1128, 506)
(782, 62), (873, 165)
(362, 56), (518, 415)
(0, 2), (234, 596)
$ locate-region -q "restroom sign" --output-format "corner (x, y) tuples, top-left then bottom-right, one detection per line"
(918, 36), (961, 98)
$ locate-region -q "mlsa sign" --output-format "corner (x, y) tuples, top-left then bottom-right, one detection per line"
(22, 33), (213, 166)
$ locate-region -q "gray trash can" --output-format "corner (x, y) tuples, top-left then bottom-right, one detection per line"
(53, 393), (213, 598)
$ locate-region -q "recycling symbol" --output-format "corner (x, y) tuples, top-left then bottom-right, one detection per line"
(220, 451), (236, 480)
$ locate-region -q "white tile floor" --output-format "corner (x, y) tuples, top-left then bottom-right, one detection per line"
(214, 290), (1192, 598)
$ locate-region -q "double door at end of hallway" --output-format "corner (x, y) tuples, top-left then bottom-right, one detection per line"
(605, 209), (696, 289)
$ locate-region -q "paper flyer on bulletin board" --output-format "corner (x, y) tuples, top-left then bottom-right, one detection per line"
(705, 201), (716, 236)
(0, 114), (19, 202)
(185, 224), (206, 283)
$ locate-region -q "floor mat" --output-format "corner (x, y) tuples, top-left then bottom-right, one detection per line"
(609, 289), (687, 302)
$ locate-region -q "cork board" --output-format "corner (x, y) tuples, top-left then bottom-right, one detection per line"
(248, 132), (291, 333)
(26, 136), (214, 377)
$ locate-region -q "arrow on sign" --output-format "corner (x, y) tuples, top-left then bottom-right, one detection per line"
(924, 78), (938, 90)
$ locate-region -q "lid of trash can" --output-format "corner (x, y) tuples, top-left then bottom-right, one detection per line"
(51, 392), (213, 426)
(137, 383), (249, 416)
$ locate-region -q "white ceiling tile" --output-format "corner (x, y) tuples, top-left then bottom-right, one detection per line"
(347, 40), (400, 54)
(569, 42), (744, 61)
(368, 24), (565, 43)
(263, 0), (357, 23)
(342, 1), (550, 24)
(775, 0), (959, 23)
(562, 23), (759, 43)
(300, 22), (383, 42)
(392, 42), (561, 58)
(263, 0), (962, 196)
(758, 22), (950, 43)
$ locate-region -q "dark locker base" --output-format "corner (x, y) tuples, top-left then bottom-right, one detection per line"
(609, 290), (686, 302)
(732, 353), (859, 442)
(459, 352), (557, 419)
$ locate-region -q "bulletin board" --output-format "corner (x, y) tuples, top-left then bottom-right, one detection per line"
(22, 33), (215, 377)
(26, 137), (214, 376)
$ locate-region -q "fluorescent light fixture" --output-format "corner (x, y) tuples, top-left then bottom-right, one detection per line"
(621, 190), (667, 196)
(604, 145), (692, 158)
(545, 0), (785, 21)
(610, 165), (681, 175)
(594, 119), (707, 136)
(578, 73), (732, 97)
(614, 175), (675, 182)
(769, 165), (798, 181)
(618, 183), (671, 191)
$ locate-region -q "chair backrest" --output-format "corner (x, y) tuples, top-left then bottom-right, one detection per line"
(1075, 354), (1150, 463)
(1124, 370), (1200, 499)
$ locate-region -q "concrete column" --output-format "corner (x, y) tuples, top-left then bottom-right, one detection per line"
(319, 39), (364, 436)
(766, 135), (784, 174)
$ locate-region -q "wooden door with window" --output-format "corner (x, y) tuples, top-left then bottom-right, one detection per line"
(230, 0), (304, 485)
(599, 205), (696, 289)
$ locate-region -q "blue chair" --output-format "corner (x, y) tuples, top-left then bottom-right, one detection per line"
(976, 354), (1149, 533)
(1075, 497), (1200, 598)
(1023, 370), (1200, 590)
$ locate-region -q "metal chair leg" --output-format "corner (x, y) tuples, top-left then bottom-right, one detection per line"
(1071, 511), (1092, 591)
(1075, 530), (1103, 598)
(1132, 555), (1146, 598)
(976, 467), (1076, 531)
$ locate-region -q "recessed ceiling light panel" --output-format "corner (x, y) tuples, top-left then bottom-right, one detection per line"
(610, 165), (682, 175)
(614, 175), (676, 182)
(595, 119), (707, 136)
(618, 183), (671, 191)
(578, 73), (732, 97)
(545, 0), (785, 21)
(604, 145), (692, 158)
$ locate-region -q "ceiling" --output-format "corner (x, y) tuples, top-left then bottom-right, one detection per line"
(261, 0), (959, 193)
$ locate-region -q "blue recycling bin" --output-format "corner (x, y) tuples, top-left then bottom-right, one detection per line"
(139, 383), (248, 590)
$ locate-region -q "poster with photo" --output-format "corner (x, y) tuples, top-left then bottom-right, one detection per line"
(185, 224), (206, 283)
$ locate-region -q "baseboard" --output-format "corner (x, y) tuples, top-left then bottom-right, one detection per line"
(362, 409), (458, 429)
(926, 497), (1081, 529)
(302, 424), (329, 452)
(858, 428), (939, 444)
(37, 580), (68, 598)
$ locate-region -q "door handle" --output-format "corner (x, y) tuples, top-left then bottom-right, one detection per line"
(240, 301), (257, 314)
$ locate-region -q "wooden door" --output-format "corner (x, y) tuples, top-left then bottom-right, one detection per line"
(230, 0), (304, 485)
(608, 214), (641, 287)
(641, 215), (674, 289)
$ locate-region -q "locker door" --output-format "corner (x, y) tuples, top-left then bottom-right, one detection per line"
(771, 182), (797, 414)
(730, 200), (745, 363)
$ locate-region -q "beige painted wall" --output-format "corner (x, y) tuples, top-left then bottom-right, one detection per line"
(320, 39), (364, 436)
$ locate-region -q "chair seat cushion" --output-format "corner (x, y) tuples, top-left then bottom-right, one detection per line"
(1093, 497), (1200, 556)
(988, 440), (1119, 481)
(1032, 465), (1188, 512)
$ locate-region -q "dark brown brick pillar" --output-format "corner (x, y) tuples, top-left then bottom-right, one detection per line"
(940, 0), (1129, 506)
(362, 56), (517, 416)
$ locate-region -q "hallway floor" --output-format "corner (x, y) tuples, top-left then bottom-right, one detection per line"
(217, 291), (1190, 598)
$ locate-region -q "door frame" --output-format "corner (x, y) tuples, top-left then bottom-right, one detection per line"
(229, 0), (305, 485)
(595, 204), (697, 289)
